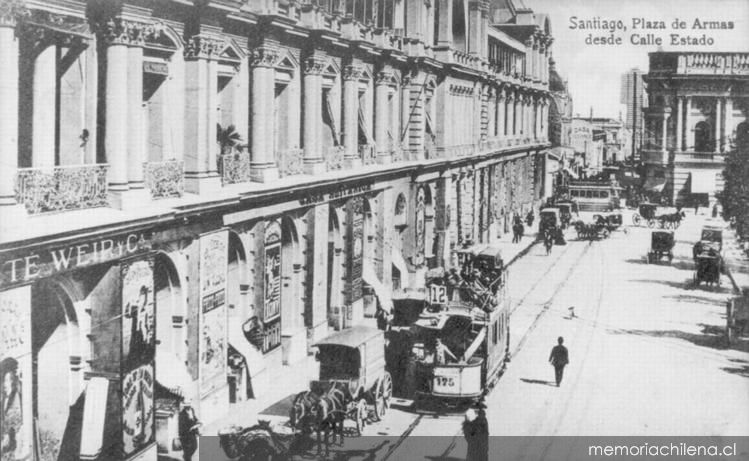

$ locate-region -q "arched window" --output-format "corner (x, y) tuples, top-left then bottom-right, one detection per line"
(694, 121), (712, 152)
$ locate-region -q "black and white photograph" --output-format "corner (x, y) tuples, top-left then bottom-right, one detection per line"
(0, 0), (747, 460)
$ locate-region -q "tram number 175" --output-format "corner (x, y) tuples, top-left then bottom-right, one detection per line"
(429, 285), (447, 305)
(435, 375), (455, 388)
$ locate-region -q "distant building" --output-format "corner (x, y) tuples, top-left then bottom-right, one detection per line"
(643, 52), (749, 206)
(620, 68), (648, 160)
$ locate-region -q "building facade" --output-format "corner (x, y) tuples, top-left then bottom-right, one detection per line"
(0, 0), (553, 460)
(642, 52), (749, 206)
(620, 67), (647, 160)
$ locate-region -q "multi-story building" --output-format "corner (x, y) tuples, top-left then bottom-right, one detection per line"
(642, 52), (749, 206)
(0, 0), (553, 459)
(620, 67), (647, 160)
(589, 117), (631, 165)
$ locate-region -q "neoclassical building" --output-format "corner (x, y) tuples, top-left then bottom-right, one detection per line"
(642, 52), (749, 205)
(0, 0), (553, 459)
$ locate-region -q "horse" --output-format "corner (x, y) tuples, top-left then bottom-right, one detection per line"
(289, 390), (320, 435)
(309, 383), (348, 455)
(543, 230), (554, 255)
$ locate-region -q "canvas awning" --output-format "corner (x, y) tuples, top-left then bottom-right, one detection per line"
(362, 261), (393, 314)
(690, 171), (715, 194)
(643, 178), (666, 192)
(155, 348), (194, 400)
(563, 167), (579, 179)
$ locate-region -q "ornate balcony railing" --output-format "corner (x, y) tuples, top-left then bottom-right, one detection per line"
(360, 144), (376, 166)
(15, 163), (109, 214)
(144, 160), (184, 199)
(325, 145), (344, 171)
(219, 150), (252, 185)
(277, 148), (304, 178)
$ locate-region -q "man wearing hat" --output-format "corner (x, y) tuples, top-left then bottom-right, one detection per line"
(463, 397), (489, 461)
(549, 336), (570, 387)
(178, 400), (201, 461)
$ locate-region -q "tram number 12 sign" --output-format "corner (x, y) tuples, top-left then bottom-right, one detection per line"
(429, 285), (447, 305)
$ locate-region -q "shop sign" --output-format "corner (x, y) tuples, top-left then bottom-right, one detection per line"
(0, 232), (151, 288)
(299, 182), (373, 206)
(262, 318), (282, 353)
(199, 231), (228, 397)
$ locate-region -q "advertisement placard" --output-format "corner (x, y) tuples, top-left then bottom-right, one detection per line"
(199, 231), (228, 397)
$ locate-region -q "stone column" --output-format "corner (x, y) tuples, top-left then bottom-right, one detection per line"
(32, 44), (56, 168)
(725, 97), (733, 148)
(250, 45), (280, 182)
(0, 13), (21, 208)
(127, 44), (145, 191)
(676, 96), (683, 152)
(343, 64), (363, 167)
(714, 98), (722, 153)
(183, 35), (223, 194)
(685, 96), (693, 150)
(497, 89), (506, 140)
(303, 53), (326, 174)
(375, 70), (393, 164)
(104, 32), (130, 196)
(661, 112), (668, 153)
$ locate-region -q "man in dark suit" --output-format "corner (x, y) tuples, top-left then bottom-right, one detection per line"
(549, 336), (569, 387)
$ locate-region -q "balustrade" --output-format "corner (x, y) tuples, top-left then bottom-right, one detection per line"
(219, 150), (252, 185)
(277, 148), (304, 178)
(325, 145), (345, 171)
(144, 160), (184, 199)
(15, 164), (109, 214)
(359, 144), (376, 166)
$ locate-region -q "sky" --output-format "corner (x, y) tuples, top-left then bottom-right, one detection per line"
(523, 0), (749, 119)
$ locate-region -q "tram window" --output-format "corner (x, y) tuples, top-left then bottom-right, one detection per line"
(585, 190), (593, 198)
(571, 190), (579, 197)
(492, 323), (498, 345)
(601, 191), (609, 198)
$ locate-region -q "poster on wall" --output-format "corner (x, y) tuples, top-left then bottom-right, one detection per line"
(0, 286), (31, 461)
(347, 198), (364, 304)
(199, 230), (228, 396)
(414, 186), (426, 266)
(120, 258), (156, 456)
(264, 221), (282, 323)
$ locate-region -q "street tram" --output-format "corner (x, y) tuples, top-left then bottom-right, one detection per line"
(567, 180), (622, 212)
(409, 245), (510, 405)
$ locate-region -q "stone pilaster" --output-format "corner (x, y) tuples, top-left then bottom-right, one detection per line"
(250, 44), (281, 182)
(0, 5), (23, 210)
(303, 53), (326, 174)
(725, 97), (733, 147)
(497, 89), (506, 139)
(676, 96), (684, 151)
(183, 34), (224, 194)
(714, 98), (722, 153)
(342, 64), (364, 167)
(375, 70), (393, 164)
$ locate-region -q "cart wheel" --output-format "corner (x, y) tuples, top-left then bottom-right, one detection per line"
(647, 219), (656, 228)
(632, 214), (641, 226)
(355, 399), (367, 435)
(373, 373), (393, 421)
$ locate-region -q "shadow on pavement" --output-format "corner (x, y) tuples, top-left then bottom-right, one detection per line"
(721, 365), (749, 378)
(608, 325), (749, 354)
(662, 294), (727, 307)
(629, 278), (693, 290)
(519, 378), (556, 387)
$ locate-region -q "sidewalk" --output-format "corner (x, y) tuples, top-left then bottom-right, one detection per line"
(489, 228), (540, 268)
(722, 225), (749, 293)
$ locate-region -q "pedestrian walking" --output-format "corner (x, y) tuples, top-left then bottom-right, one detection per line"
(526, 210), (535, 227)
(544, 230), (553, 255)
(712, 204), (718, 218)
(375, 303), (392, 331)
(463, 402), (489, 461)
(178, 402), (201, 461)
(548, 336), (569, 387)
(694, 202), (699, 215)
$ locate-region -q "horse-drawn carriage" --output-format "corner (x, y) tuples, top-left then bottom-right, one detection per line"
(647, 230), (675, 264)
(694, 254), (722, 288)
(605, 212), (624, 232)
(574, 215), (610, 240)
(556, 200), (578, 229)
(632, 203), (658, 227)
(538, 208), (565, 244)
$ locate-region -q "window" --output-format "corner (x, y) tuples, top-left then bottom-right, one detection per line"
(694, 121), (711, 152)
(600, 191), (609, 198)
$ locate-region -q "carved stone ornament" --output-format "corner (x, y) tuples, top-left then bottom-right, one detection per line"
(184, 34), (225, 60)
(303, 55), (327, 75)
(0, 0), (28, 27)
(375, 70), (394, 86)
(250, 46), (281, 68)
(94, 17), (166, 47)
(343, 64), (365, 81)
